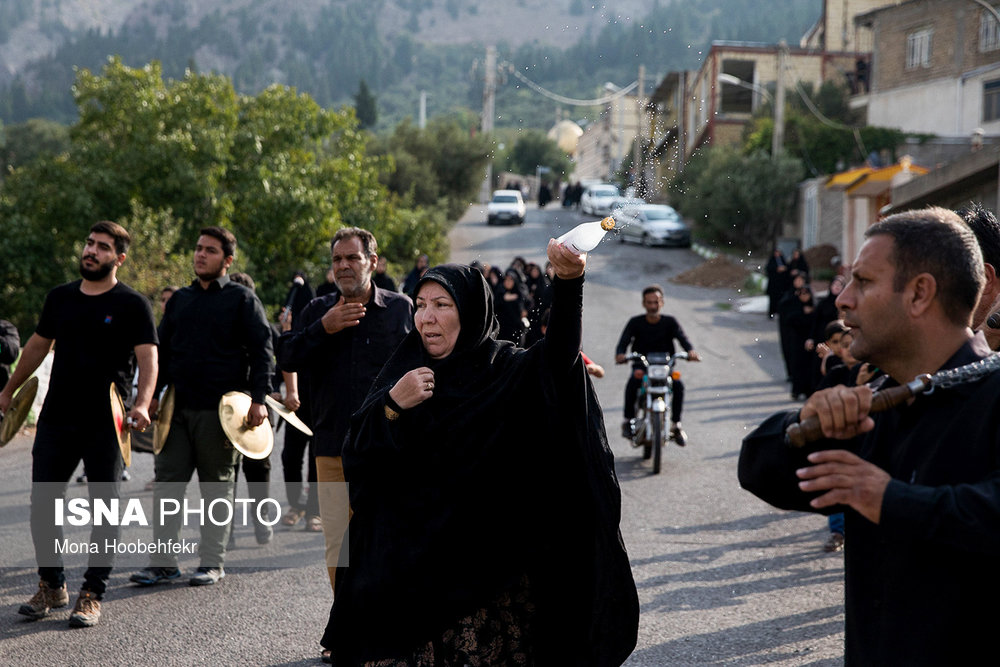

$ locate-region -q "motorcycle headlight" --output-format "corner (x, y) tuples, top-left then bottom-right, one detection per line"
(648, 366), (668, 380)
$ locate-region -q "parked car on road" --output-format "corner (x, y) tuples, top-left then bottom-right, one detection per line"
(580, 183), (621, 216)
(617, 204), (692, 247)
(610, 195), (646, 214)
(487, 189), (526, 225)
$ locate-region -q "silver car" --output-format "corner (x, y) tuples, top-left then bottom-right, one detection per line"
(617, 204), (692, 247)
(580, 184), (621, 216)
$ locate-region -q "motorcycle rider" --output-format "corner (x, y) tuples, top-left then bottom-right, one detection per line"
(615, 285), (700, 445)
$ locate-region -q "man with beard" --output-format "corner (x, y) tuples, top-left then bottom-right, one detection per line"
(131, 226), (273, 588)
(0, 221), (157, 627)
(277, 227), (412, 664)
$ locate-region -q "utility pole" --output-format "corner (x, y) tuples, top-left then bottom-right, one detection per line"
(634, 64), (645, 196)
(479, 45), (497, 204)
(773, 40), (787, 159)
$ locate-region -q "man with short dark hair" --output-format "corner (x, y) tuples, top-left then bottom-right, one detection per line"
(740, 207), (1000, 664)
(278, 226), (412, 664)
(1, 221), (158, 627)
(615, 285), (700, 446)
(957, 202), (1000, 346)
(131, 226), (273, 588)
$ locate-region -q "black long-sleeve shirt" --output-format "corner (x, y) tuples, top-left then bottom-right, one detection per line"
(739, 335), (1000, 665)
(157, 275), (274, 410)
(615, 313), (693, 358)
(277, 285), (413, 457)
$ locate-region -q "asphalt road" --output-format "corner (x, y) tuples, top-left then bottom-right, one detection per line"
(0, 203), (844, 665)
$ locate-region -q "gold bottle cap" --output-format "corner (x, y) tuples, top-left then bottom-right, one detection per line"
(600, 216), (616, 231)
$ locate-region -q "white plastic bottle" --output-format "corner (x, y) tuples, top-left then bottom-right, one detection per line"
(556, 217), (616, 253)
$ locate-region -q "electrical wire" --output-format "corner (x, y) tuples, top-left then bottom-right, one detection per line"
(505, 64), (638, 106)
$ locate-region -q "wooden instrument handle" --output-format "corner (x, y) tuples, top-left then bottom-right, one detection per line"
(785, 381), (924, 447)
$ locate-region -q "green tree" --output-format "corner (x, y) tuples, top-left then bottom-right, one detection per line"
(669, 146), (803, 251)
(0, 58), (420, 326)
(0, 118), (71, 175)
(506, 129), (573, 179)
(374, 116), (491, 220)
(743, 81), (908, 174)
(353, 78), (377, 130)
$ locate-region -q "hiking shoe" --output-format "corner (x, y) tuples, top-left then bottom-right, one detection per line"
(18, 580), (69, 619)
(190, 566), (225, 586)
(823, 532), (845, 553)
(670, 423), (687, 447)
(129, 566), (181, 586)
(68, 590), (101, 628)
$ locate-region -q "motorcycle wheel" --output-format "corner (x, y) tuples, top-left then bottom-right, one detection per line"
(652, 411), (665, 474)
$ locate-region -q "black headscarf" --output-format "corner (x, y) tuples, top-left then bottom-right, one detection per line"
(325, 264), (638, 666)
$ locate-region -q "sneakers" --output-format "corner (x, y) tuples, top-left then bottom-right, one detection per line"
(130, 566), (181, 586)
(18, 580), (69, 619)
(190, 566), (225, 586)
(68, 590), (101, 628)
(254, 519), (273, 545)
(823, 532), (845, 552)
(670, 422), (688, 447)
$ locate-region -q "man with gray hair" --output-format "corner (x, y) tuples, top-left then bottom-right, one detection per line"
(278, 227), (412, 663)
(740, 207), (1000, 664)
(278, 229), (412, 575)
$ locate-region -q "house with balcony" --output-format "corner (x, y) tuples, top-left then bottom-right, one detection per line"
(855, 0), (1000, 137)
(646, 1), (897, 194)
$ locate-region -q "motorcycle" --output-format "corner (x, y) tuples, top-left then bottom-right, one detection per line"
(623, 351), (688, 474)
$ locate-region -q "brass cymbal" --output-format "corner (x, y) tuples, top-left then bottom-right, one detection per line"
(264, 394), (314, 437)
(218, 391), (273, 460)
(0, 376), (38, 446)
(110, 382), (131, 467)
(153, 385), (175, 455)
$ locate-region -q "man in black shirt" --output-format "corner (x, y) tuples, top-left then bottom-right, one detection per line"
(0, 318), (19, 388)
(740, 209), (1000, 664)
(615, 285), (700, 445)
(373, 256), (398, 293)
(0, 221), (158, 627)
(278, 227), (412, 664)
(131, 226), (273, 588)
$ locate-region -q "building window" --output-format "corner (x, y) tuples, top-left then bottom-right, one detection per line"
(984, 79), (1000, 122)
(982, 9), (1000, 52)
(906, 28), (932, 69)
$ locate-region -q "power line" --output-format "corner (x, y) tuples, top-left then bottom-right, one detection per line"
(504, 64), (638, 106)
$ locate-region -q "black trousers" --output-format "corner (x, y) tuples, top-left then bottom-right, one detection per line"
(623, 375), (685, 423)
(31, 419), (123, 598)
(236, 453), (271, 505)
(281, 424), (319, 515)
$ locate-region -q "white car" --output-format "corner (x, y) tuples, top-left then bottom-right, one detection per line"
(580, 184), (621, 216)
(617, 204), (692, 247)
(487, 190), (526, 225)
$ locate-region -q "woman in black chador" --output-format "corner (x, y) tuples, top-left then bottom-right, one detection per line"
(322, 241), (639, 666)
